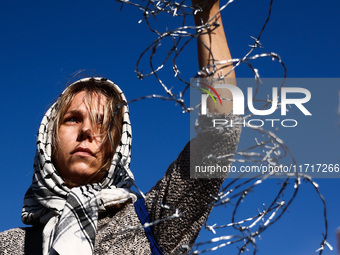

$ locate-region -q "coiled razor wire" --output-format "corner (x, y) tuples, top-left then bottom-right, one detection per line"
(111, 0), (330, 254)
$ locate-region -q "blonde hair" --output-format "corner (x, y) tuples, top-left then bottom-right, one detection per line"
(51, 78), (124, 186)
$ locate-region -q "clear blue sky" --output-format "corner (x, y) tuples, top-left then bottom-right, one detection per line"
(0, 0), (339, 254)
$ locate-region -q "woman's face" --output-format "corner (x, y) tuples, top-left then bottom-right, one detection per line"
(54, 91), (112, 186)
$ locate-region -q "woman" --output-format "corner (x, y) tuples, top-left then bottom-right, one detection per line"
(0, 0), (240, 254)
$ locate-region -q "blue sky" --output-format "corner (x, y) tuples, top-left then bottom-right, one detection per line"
(0, 0), (339, 254)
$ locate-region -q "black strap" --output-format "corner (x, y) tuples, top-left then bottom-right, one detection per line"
(134, 198), (164, 255)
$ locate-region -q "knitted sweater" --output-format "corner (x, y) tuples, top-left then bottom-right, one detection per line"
(0, 115), (241, 255)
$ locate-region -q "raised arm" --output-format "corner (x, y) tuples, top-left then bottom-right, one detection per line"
(144, 2), (241, 254)
(193, 0), (236, 114)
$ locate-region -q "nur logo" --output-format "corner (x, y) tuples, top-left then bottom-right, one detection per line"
(200, 84), (312, 116)
(199, 83), (223, 114)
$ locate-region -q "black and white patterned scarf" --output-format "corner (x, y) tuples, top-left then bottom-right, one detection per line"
(21, 78), (137, 255)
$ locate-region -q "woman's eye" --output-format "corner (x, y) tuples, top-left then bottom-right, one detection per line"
(65, 117), (77, 123)
(96, 117), (104, 126)
(96, 121), (103, 129)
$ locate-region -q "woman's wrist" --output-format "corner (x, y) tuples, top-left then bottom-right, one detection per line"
(192, 0), (220, 24)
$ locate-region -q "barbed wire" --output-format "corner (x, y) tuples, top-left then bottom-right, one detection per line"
(114, 0), (330, 254)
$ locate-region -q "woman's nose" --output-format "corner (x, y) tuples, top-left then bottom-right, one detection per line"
(78, 120), (93, 142)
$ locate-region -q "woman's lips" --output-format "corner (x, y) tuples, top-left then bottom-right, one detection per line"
(71, 147), (95, 157)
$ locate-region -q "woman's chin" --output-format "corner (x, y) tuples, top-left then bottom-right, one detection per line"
(62, 166), (98, 187)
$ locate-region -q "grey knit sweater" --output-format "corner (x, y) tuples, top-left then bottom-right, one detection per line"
(0, 115), (241, 255)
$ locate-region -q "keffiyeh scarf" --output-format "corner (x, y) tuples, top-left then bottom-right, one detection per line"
(21, 78), (137, 255)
